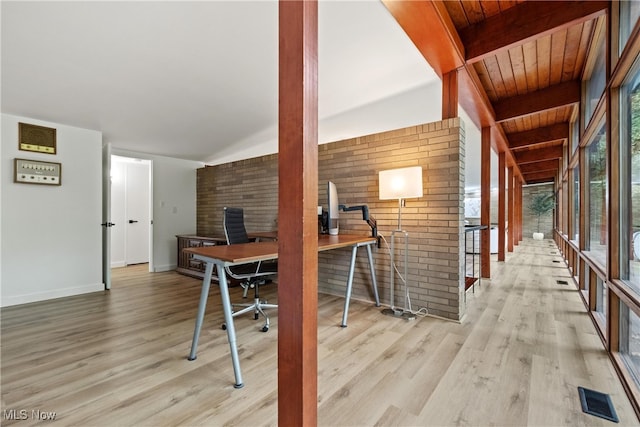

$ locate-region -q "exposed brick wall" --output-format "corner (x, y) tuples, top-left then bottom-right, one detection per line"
(197, 119), (466, 320)
(522, 184), (555, 238)
(197, 155), (279, 236)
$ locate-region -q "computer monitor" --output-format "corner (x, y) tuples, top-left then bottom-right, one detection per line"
(327, 181), (340, 235)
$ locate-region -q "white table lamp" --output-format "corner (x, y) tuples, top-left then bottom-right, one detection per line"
(379, 166), (423, 320)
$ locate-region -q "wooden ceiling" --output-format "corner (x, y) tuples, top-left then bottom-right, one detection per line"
(383, 0), (608, 185)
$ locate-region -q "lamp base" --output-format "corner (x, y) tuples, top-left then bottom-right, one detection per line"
(381, 307), (416, 321)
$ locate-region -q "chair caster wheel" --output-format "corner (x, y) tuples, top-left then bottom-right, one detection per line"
(221, 323), (227, 330)
(254, 313), (259, 320)
(261, 326), (269, 332)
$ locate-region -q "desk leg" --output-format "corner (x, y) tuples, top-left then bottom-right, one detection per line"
(217, 264), (244, 389)
(365, 244), (380, 307)
(188, 261), (214, 361)
(187, 262), (244, 389)
(341, 245), (359, 327)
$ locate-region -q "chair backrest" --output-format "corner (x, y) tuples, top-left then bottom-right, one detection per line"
(223, 207), (250, 245)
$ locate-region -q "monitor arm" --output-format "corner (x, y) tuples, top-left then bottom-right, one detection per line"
(339, 204), (379, 244)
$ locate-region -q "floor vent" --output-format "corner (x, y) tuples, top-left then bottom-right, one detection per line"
(556, 280), (569, 286)
(578, 386), (619, 423)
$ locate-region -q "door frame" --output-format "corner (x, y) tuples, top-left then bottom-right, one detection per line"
(104, 154), (154, 277)
(102, 143), (112, 290)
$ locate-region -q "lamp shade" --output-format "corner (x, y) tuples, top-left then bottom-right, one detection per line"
(378, 166), (423, 200)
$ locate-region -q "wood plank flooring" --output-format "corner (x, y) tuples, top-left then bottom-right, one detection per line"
(1, 238), (639, 426)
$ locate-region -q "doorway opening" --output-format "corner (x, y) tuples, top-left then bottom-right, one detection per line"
(110, 155), (153, 271)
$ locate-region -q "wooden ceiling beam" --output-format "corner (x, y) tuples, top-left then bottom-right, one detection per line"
(525, 176), (556, 185)
(460, 1), (608, 64)
(522, 170), (558, 182)
(381, 1), (463, 76)
(457, 64), (501, 146)
(515, 146), (564, 164)
(507, 123), (569, 149)
(518, 159), (560, 174)
(382, 0), (524, 177)
(494, 80), (580, 122)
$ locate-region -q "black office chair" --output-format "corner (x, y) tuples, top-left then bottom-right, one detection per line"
(223, 207), (278, 332)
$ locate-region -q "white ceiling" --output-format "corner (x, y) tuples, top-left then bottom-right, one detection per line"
(1, 0), (440, 164)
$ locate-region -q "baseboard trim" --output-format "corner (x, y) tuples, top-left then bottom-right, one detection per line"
(1, 283), (104, 307)
(153, 264), (177, 273)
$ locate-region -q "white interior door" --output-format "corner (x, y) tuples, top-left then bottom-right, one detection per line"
(125, 161), (150, 265)
(102, 143), (113, 289)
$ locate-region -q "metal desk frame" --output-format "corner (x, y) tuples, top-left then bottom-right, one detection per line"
(184, 234), (380, 388)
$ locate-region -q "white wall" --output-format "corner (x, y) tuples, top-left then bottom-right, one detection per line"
(1, 114), (103, 306)
(208, 80), (444, 165)
(111, 148), (203, 272)
(205, 77), (493, 193)
(460, 107), (481, 192)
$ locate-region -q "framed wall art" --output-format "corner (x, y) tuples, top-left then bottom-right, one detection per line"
(14, 158), (62, 186)
(19, 122), (57, 154)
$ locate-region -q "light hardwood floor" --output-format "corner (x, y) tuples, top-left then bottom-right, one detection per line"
(2, 238), (639, 426)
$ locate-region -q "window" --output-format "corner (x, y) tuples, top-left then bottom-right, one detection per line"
(621, 60), (640, 296)
(585, 35), (606, 125)
(586, 123), (608, 268)
(583, 262), (590, 296)
(573, 166), (580, 242)
(595, 276), (607, 321)
(572, 120), (580, 156)
(620, 303), (640, 387)
(620, 0), (640, 53)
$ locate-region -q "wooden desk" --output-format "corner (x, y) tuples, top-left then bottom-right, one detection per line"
(184, 234), (380, 388)
(176, 232), (278, 281)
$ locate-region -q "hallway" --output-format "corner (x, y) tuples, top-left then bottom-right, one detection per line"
(1, 238), (638, 425)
